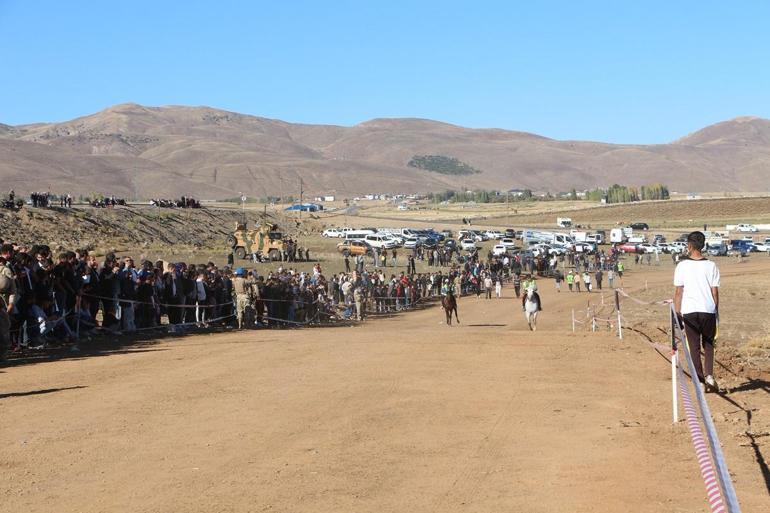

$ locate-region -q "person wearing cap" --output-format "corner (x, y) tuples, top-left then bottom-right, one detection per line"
(232, 268), (252, 329)
(441, 278), (455, 297)
(521, 274), (541, 311)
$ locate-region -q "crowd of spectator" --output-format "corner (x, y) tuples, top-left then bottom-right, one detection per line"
(90, 196), (127, 208)
(150, 196), (201, 208)
(30, 191), (52, 208)
(0, 232), (531, 360)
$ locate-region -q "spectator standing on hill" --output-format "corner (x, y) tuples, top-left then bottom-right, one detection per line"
(595, 269), (603, 290)
(674, 231), (721, 392)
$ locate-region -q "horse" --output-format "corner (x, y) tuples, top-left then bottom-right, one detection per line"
(524, 288), (540, 331)
(442, 293), (460, 325)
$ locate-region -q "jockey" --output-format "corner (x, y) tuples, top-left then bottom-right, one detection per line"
(441, 278), (455, 297)
(521, 274), (542, 311)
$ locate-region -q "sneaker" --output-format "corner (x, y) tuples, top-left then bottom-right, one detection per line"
(705, 375), (718, 393)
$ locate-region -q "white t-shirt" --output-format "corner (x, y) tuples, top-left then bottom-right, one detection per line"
(673, 259), (720, 314)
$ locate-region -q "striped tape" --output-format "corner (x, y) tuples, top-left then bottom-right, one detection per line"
(677, 360), (727, 513)
(671, 305), (742, 513)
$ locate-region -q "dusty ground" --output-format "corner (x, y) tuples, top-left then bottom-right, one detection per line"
(2, 258), (768, 513)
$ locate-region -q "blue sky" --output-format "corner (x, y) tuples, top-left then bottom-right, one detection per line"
(1, 1), (768, 143)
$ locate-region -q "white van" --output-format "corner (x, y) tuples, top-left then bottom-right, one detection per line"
(364, 234), (397, 249)
(610, 228), (626, 244)
(345, 229), (376, 240)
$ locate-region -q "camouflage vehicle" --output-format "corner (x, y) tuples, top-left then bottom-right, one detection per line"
(227, 222), (285, 261)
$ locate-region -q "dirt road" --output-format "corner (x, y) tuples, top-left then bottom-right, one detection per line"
(2, 265), (768, 512)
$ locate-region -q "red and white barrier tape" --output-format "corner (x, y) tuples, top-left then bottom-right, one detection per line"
(677, 361), (727, 513)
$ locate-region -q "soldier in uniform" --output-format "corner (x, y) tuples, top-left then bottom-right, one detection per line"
(0, 253), (17, 360)
(232, 268), (252, 329)
(353, 284), (364, 321)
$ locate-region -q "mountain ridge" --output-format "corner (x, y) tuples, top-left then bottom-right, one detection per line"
(2, 104), (769, 198)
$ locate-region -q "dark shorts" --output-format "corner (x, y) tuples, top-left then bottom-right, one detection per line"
(682, 312), (717, 346)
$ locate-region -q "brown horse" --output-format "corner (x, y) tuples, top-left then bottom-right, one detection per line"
(442, 293), (459, 325)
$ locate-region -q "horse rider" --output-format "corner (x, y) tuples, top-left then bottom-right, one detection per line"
(441, 278), (455, 297)
(521, 273), (542, 311)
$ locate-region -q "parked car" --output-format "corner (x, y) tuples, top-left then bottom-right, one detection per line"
(735, 223), (758, 233)
(499, 238), (517, 249)
(629, 222), (650, 231)
(336, 240), (371, 257)
(754, 241), (770, 252)
(637, 243), (662, 254)
(573, 242), (596, 254)
(669, 241), (687, 253)
(491, 244), (509, 256)
(403, 237), (420, 249)
(484, 230), (504, 240)
(504, 228), (516, 238)
(460, 239), (478, 251)
(443, 239), (457, 251)
(322, 228), (344, 238)
(618, 242), (641, 253)
(706, 243), (728, 257)
(458, 230), (483, 242)
(730, 239), (757, 253)
(531, 243), (564, 257)
(594, 230), (607, 244)
(364, 234), (397, 250)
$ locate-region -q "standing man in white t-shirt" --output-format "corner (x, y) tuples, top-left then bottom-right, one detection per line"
(673, 231), (720, 392)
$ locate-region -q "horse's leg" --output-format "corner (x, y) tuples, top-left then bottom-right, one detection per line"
(532, 312), (538, 331)
(454, 306), (460, 324)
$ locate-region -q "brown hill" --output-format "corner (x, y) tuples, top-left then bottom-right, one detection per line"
(2, 103), (769, 198)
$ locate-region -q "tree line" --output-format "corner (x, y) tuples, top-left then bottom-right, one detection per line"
(585, 183), (669, 203)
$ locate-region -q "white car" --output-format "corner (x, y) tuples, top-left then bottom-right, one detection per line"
(573, 242), (595, 254)
(500, 238), (517, 249)
(531, 244), (558, 257)
(403, 237), (420, 249)
(460, 239), (477, 251)
(669, 241), (687, 253)
(638, 243), (662, 254)
(754, 241), (770, 252)
(383, 235), (404, 245)
(484, 230), (504, 240)
(322, 228), (343, 238)
(736, 224), (758, 233)
(491, 244), (509, 256)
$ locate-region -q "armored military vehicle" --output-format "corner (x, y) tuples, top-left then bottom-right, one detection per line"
(227, 222), (285, 260)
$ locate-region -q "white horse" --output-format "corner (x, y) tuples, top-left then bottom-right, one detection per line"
(524, 288), (539, 331)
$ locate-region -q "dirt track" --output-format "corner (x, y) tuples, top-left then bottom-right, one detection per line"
(1, 265), (769, 512)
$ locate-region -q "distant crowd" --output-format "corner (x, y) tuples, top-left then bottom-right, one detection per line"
(0, 234), (558, 359)
(150, 196), (201, 209)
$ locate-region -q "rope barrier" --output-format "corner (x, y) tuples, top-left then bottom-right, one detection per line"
(671, 305), (742, 513)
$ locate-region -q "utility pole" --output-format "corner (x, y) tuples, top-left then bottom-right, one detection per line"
(298, 176), (303, 221)
(506, 190), (510, 226)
